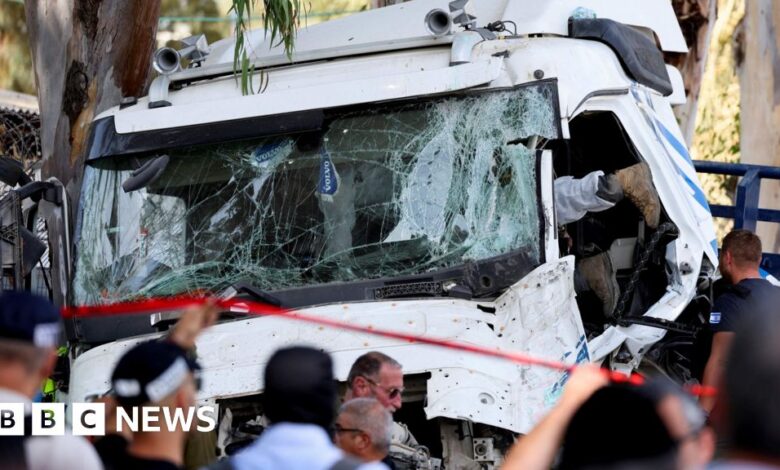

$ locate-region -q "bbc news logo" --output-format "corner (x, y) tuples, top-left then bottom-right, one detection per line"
(0, 403), (217, 435)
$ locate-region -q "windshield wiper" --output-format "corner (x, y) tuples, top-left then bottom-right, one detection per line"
(225, 281), (283, 307)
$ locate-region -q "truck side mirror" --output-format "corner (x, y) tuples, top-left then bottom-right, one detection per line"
(0, 156), (31, 187)
(122, 155), (170, 193)
(1, 191), (42, 289)
(1, 178), (66, 293)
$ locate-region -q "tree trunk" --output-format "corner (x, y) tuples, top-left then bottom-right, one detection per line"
(667, 0), (718, 146)
(739, 0), (780, 253)
(25, 0), (161, 200)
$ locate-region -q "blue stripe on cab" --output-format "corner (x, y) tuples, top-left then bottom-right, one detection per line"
(656, 119), (694, 167)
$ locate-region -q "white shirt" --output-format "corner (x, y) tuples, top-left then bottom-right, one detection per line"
(0, 388), (103, 470)
(231, 422), (388, 470)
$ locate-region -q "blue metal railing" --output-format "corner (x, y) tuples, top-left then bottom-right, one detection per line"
(693, 161), (780, 230)
(694, 160), (780, 276)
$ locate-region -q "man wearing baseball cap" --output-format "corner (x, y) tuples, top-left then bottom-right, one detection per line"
(0, 290), (102, 470)
(97, 304), (218, 470)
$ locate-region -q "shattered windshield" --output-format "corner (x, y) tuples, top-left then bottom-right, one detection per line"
(73, 83), (559, 304)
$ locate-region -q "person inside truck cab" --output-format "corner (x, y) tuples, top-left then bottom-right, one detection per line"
(555, 162), (661, 316)
(700, 230), (780, 414)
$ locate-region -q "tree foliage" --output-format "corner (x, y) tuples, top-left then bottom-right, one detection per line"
(0, 1), (35, 94)
(691, 0), (743, 236)
(160, 0), (229, 45)
(230, 0), (303, 94)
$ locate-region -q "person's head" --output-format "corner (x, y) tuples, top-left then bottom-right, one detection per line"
(347, 352), (403, 411)
(560, 381), (712, 470)
(335, 398), (392, 462)
(111, 340), (200, 433)
(0, 290), (60, 398)
(722, 311), (780, 462)
(719, 229), (763, 283)
(263, 346), (337, 431)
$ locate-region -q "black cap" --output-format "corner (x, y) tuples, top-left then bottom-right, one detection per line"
(263, 346), (336, 430)
(111, 341), (200, 407)
(0, 290), (60, 348)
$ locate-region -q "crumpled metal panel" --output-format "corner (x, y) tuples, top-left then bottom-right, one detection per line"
(425, 256), (588, 433)
(69, 259), (586, 435)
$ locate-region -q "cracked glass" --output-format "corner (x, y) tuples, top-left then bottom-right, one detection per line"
(74, 83), (559, 304)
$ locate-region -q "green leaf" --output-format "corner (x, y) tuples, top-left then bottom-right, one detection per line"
(231, 0), (304, 95)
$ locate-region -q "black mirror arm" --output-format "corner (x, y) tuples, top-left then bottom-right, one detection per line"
(14, 181), (62, 205)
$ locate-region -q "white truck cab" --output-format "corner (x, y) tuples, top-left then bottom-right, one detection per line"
(59, 1), (717, 467)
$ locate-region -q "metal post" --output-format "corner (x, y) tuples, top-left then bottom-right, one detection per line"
(734, 169), (761, 231)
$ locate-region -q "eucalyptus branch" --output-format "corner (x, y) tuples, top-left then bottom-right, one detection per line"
(230, 0), (304, 95)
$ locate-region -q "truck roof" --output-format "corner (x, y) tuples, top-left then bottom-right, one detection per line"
(168, 0), (686, 84)
(93, 0), (687, 135)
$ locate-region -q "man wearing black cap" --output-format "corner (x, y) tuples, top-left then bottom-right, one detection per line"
(0, 290), (103, 470)
(98, 304), (218, 470)
(227, 346), (387, 470)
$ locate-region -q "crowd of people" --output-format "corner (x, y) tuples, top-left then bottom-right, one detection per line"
(0, 228), (779, 469)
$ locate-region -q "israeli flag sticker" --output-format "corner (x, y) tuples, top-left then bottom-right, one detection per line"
(709, 311), (721, 324)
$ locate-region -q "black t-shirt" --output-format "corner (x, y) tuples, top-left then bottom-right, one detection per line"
(691, 278), (780, 380)
(709, 278), (780, 333)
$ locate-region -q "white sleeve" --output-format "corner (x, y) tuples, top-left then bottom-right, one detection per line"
(554, 171), (615, 225)
(26, 435), (104, 470)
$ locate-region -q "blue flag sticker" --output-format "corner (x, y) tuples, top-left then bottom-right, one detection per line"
(709, 311), (721, 325)
(318, 148), (339, 201)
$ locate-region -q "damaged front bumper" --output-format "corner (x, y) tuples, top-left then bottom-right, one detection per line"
(69, 256), (588, 435)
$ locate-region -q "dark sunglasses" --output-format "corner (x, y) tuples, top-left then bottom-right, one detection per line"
(334, 422), (365, 434)
(362, 376), (403, 400)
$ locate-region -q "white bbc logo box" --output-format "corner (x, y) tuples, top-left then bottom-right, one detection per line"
(0, 402), (103, 436)
(0, 403), (25, 435)
(0, 402), (216, 435)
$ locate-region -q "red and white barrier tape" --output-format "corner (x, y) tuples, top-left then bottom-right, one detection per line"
(61, 296), (716, 397)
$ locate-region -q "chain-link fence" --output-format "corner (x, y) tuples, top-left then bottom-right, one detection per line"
(0, 90), (49, 297)
(0, 90), (41, 169)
